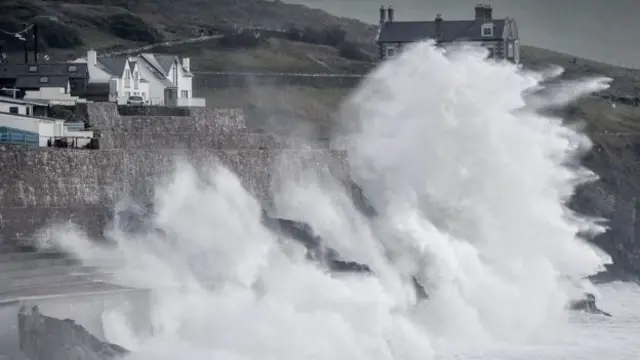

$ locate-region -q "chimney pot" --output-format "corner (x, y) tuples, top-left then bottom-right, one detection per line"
(435, 14), (443, 38)
(380, 5), (386, 24)
(182, 57), (190, 72)
(387, 6), (394, 22)
(475, 4), (493, 20)
(87, 49), (97, 66)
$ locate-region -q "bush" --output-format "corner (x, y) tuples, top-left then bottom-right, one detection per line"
(321, 27), (347, 47)
(286, 25), (349, 48)
(219, 31), (262, 49)
(106, 13), (163, 44)
(337, 41), (369, 61)
(34, 18), (83, 49)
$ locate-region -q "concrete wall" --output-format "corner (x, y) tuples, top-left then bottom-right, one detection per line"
(0, 113), (40, 133)
(0, 103), (347, 243)
(0, 102), (32, 116)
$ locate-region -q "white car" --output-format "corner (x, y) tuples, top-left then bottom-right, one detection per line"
(126, 95), (145, 106)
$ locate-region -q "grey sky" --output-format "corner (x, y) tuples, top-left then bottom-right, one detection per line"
(288, 0), (639, 68)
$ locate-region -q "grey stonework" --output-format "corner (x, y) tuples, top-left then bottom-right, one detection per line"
(0, 103), (348, 244)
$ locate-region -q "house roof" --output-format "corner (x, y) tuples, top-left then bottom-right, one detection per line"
(15, 75), (69, 88)
(137, 54), (178, 88)
(0, 63), (88, 79)
(154, 54), (176, 75)
(97, 57), (129, 77)
(0, 95), (48, 106)
(378, 19), (506, 43)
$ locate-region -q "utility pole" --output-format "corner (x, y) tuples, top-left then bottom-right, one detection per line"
(33, 23), (38, 63)
(23, 24), (29, 64)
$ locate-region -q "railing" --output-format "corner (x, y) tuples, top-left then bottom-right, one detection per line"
(0, 133), (39, 146)
(176, 97), (206, 107)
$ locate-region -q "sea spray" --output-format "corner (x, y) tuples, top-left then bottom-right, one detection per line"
(42, 41), (613, 358)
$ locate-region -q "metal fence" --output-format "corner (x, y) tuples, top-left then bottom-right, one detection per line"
(0, 127), (39, 146)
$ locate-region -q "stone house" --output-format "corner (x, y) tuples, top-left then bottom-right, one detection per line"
(376, 4), (520, 63)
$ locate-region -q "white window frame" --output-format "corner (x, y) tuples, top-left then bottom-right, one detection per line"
(386, 47), (396, 58)
(481, 23), (494, 37)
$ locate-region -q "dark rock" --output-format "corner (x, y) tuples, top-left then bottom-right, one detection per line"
(18, 305), (129, 360)
(568, 293), (612, 317)
(260, 210), (430, 300)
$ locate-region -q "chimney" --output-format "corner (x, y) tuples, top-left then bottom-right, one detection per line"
(435, 14), (443, 39)
(182, 57), (190, 72)
(87, 49), (97, 66)
(484, 5), (493, 20)
(379, 5), (386, 25)
(475, 4), (492, 20)
(387, 6), (394, 22)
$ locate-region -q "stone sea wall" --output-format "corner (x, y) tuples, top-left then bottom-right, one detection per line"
(0, 103), (347, 243)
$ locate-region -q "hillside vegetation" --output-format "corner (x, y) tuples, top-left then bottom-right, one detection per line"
(0, 0), (376, 66)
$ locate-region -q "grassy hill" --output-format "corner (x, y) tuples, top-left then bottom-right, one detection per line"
(0, 0), (377, 66)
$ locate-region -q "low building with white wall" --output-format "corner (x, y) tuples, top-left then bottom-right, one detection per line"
(0, 97), (36, 116)
(15, 75), (81, 105)
(0, 112), (94, 147)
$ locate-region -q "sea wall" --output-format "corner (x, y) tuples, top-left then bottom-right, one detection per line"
(0, 103), (347, 243)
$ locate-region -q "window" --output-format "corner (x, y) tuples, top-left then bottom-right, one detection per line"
(9, 106), (18, 114)
(125, 70), (131, 79)
(507, 43), (514, 58)
(28, 65), (38, 72)
(482, 24), (494, 37)
(39, 76), (49, 83)
(386, 47), (396, 57)
(26, 107), (31, 115)
(125, 91), (131, 99)
(181, 90), (189, 98)
(68, 65), (77, 72)
(133, 71), (139, 89)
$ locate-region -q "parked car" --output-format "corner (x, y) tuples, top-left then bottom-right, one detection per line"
(126, 96), (145, 106)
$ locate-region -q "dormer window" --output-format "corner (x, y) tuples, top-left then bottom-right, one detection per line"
(68, 65), (77, 72)
(39, 76), (49, 83)
(481, 23), (494, 37)
(28, 65), (38, 72)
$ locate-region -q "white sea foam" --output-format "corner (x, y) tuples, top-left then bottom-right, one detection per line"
(45, 41), (630, 359)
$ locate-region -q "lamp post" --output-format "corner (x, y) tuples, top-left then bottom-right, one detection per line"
(0, 15), (58, 64)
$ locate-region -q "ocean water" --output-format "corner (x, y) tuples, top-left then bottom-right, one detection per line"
(46, 41), (640, 359)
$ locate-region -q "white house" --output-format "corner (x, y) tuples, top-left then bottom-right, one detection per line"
(376, 4), (520, 63)
(74, 50), (205, 107)
(73, 51), (149, 105)
(136, 53), (204, 107)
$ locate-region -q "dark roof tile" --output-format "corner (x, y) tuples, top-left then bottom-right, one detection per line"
(97, 57), (128, 77)
(15, 75), (69, 88)
(379, 19), (505, 43)
(0, 63), (88, 79)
